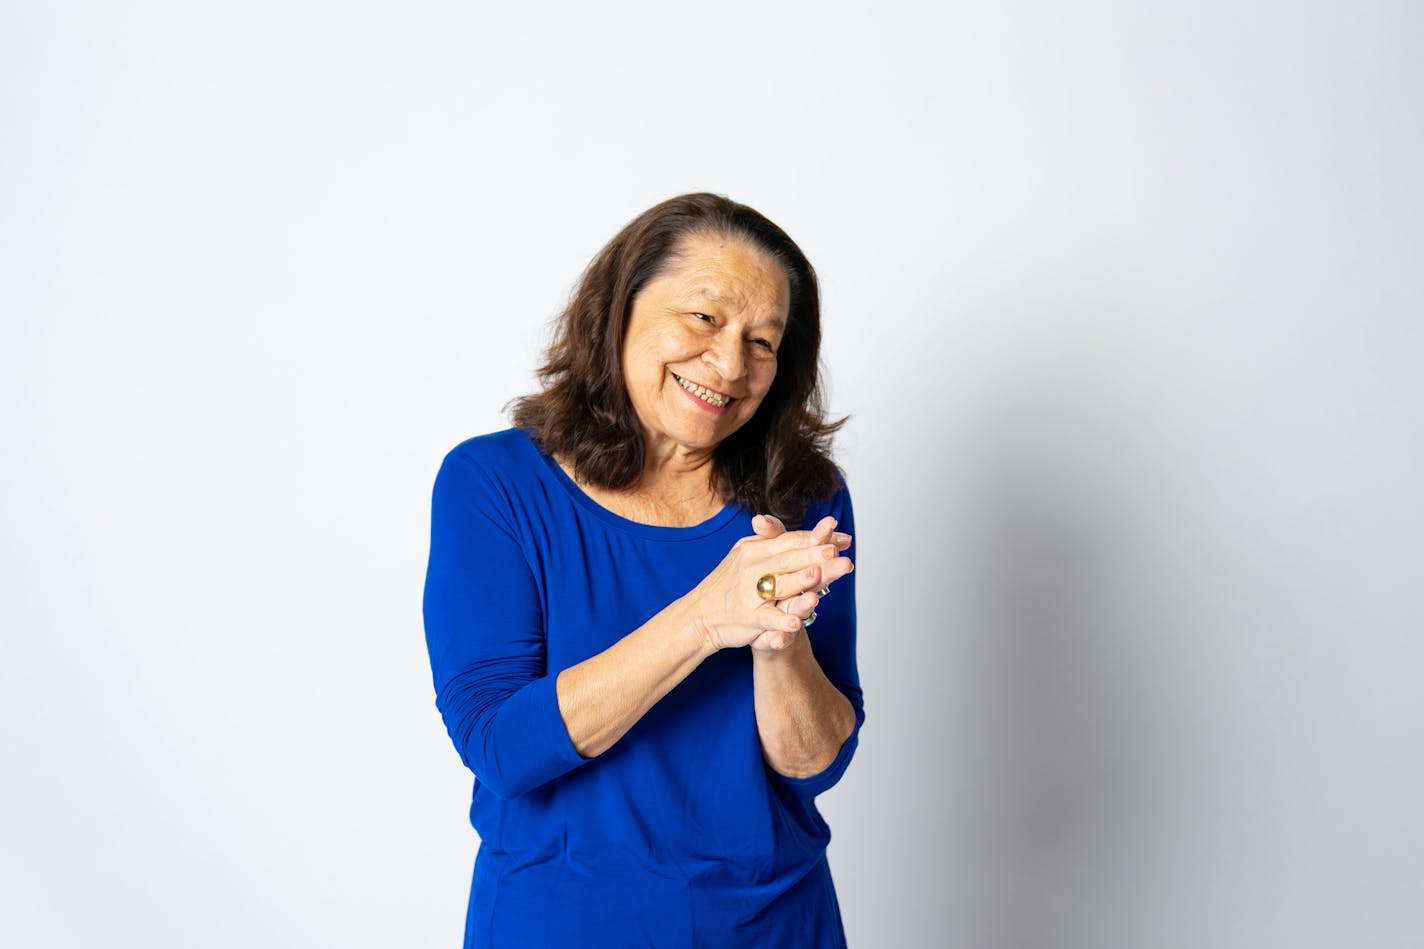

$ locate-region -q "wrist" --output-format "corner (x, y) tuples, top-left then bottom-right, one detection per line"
(673, 594), (722, 660)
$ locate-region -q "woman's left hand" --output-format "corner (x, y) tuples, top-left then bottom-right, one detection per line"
(747, 514), (852, 651)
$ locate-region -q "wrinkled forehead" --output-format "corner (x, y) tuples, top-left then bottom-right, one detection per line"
(658, 231), (791, 315)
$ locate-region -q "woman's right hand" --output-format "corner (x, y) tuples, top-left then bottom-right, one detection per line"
(687, 516), (855, 653)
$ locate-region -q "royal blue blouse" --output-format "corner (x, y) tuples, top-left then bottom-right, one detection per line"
(422, 429), (863, 947)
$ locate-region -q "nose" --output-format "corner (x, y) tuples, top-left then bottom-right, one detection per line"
(702, 331), (746, 384)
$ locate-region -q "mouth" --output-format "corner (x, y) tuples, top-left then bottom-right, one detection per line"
(671, 372), (734, 410)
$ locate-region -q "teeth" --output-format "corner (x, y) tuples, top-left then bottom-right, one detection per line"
(674, 373), (730, 408)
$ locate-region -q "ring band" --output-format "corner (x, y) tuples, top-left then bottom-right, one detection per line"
(804, 610), (818, 628)
(815, 587), (830, 597)
(756, 574), (777, 600)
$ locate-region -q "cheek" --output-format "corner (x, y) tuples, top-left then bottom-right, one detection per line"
(751, 362), (778, 397)
(625, 340), (669, 383)
(631, 326), (690, 373)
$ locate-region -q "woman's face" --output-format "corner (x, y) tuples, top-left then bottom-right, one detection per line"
(622, 231), (790, 460)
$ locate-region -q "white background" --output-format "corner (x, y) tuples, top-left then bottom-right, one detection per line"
(3, 2), (1422, 946)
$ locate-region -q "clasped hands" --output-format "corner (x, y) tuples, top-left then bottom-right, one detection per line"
(691, 515), (853, 654)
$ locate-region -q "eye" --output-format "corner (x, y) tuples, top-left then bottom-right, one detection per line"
(752, 338), (776, 352)
(692, 312), (715, 324)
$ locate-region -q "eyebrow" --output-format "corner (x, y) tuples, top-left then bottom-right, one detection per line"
(687, 285), (732, 304)
(683, 286), (787, 331)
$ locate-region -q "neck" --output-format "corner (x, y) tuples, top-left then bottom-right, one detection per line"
(639, 437), (717, 495)
(556, 437), (725, 528)
(632, 439), (722, 522)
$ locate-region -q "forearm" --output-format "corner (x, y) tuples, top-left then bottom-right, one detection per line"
(752, 633), (857, 778)
(555, 596), (717, 758)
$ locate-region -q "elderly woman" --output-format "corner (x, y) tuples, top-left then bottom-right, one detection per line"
(422, 193), (863, 947)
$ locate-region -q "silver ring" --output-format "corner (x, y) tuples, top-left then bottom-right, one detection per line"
(815, 587), (830, 598)
(803, 610), (818, 628)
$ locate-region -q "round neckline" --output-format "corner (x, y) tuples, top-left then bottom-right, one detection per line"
(516, 430), (742, 540)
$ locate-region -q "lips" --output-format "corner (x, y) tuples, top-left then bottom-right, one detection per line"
(671, 372), (733, 408)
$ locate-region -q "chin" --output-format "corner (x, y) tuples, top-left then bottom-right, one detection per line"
(670, 421), (735, 455)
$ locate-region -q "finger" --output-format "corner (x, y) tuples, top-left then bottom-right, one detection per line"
(767, 542), (848, 577)
(756, 602), (806, 633)
(752, 557), (851, 610)
(778, 590), (819, 617)
(754, 568), (800, 603)
(807, 516), (837, 546)
(779, 556), (854, 599)
(748, 627), (783, 651)
(752, 513), (787, 538)
(761, 563), (832, 602)
(818, 556), (854, 585)
(751, 629), (795, 652)
(748, 524), (838, 557)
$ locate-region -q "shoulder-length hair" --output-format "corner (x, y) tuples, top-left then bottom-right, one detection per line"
(511, 192), (844, 527)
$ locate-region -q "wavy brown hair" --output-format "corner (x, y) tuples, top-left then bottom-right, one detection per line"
(511, 192), (844, 527)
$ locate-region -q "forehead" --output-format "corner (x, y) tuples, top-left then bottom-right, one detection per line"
(654, 232), (791, 317)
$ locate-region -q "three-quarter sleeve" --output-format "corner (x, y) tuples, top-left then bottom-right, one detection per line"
(422, 446), (589, 800)
(768, 481), (865, 800)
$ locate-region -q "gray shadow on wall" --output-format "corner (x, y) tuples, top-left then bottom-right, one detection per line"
(951, 321), (1174, 949)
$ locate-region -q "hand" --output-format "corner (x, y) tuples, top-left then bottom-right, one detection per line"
(687, 516), (854, 653)
(747, 514), (853, 652)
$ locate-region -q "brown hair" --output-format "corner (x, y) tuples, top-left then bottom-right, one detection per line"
(511, 192), (844, 527)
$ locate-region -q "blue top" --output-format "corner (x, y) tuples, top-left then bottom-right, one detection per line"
(422, 429), (863, 947)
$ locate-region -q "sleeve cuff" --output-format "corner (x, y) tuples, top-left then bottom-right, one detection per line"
(482, 673), (590, 798)
(768, 704), (864, 800)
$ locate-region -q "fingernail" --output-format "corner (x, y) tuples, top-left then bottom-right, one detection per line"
(821, 546), (836, 560)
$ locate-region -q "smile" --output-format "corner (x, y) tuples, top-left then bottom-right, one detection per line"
(672, 373), (732, 408)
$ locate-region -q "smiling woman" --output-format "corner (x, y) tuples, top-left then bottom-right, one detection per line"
(616, 233), (789, 501)
(422, 193), (862, 947)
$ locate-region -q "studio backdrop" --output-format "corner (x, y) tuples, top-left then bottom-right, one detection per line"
(2, 1), (1421, 946)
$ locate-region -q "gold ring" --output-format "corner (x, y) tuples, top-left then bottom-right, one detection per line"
(756, 574), (777, 600)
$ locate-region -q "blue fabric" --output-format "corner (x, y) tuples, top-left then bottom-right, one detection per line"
(422, 429), (863, 948)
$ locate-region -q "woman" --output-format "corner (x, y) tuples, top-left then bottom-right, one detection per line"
(423, 193), (863, 947)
